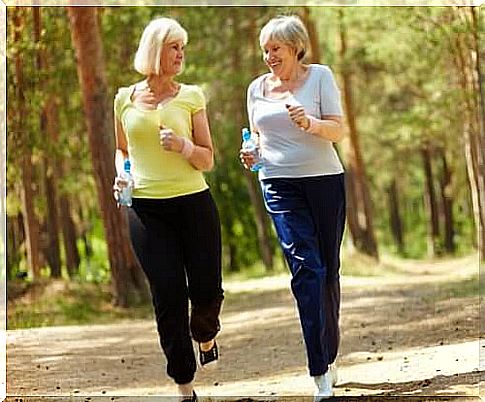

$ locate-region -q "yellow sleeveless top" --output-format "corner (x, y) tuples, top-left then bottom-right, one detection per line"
(114, 84), (209, 199)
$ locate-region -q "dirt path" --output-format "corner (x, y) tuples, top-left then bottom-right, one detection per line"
(7, 255), (482, 401)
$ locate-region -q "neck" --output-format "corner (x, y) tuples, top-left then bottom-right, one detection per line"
(278, 63), (301, 82)
(146, 74), (177, 93)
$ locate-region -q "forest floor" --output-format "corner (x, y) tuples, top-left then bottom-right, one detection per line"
(7, 254), (484, 401)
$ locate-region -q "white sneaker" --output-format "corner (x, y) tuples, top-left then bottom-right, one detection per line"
(313, 371), (334, 401)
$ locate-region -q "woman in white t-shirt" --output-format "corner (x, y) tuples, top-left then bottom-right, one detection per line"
(240, 15), (346, 401)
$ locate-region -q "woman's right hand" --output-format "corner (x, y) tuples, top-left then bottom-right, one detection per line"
(239, 149), (257, 170)
(112, 176), (128, 206)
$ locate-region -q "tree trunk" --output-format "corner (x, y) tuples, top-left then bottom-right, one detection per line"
(59, 194), (81, 277)
(300, 7), (321, 63)
(450, 7), (485, 259)
(34, 7), (62, 277)
(469, 6), (485, 260)
(344, 165), (363, 251)
(338, 10), (379, 259)
(13, 7), (42, 279)
(438, 149), (455, 254)
(387, 178), (404, 254)
(242, 170), (274, 271)
(421, 145), (440, 257)
(242, 11), (274, 271)
(41, 159), (62, 277)
(6, 214), (25, 279)
(68, 7), (148, 306)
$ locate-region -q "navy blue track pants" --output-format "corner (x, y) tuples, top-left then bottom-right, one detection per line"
(261, 173), (346, 376)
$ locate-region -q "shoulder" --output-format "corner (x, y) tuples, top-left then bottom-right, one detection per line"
(114, 85), (135, 117)
(114, 84), (136, 104)
(183, 84), (205, 100)
(181, 84), (206, 111)
(309, 64), (336, 79)
(247, 74), (268, 96)
(114, 86), (131, 99)
(183, 83), (203, 94)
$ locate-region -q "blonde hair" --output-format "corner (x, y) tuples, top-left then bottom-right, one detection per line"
(259, 15), (310, 61)
(134, 17), (188, 76)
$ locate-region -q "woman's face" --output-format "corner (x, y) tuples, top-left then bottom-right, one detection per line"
(262, 39), (298, 78)
(160, 39), (185, 76)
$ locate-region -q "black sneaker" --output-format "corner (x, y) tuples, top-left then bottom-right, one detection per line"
(199, 340), (218, 366)
(181, 390), (197, 402)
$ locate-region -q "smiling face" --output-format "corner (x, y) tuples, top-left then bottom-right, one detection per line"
(160, 39), (185, 76)
(262, 39), (298, 79)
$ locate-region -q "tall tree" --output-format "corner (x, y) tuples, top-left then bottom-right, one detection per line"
(421, 144), (440, 257)
(12, 7), (42, 278)
(67, 7), (147, 306)
(387, 178), (404, 254)
(438, 148), (455, 253)
(338, 10), (379, 259)
(34, 7), (62, 277)
(449, 6), (485, 260)
(244, 9), (274, 272)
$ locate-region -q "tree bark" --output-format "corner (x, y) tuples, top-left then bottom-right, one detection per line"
(34, 7), (62, 277)
(469, 6), (485, 260)
(344, 165), (363, 250)
(387, 178), (404, 254)
(438, 149), (455, 254)
(242, 11), (274, 271)
(421, 145), (440, 257)
(13, 7), (42, 279)
(338, 10), (379, 259)
(68, 7), (148, 306)
(6, 214), (25, 279)
(242, 170), (274, 271)
(300, 7), (321, 63)
(59, 194), (81, 277)
(450, 7), (485, 259)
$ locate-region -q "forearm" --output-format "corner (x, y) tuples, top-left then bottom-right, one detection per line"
(186, 144), (214, 171)
(306, 116), (344, 143)
(115, 148), (129, 176)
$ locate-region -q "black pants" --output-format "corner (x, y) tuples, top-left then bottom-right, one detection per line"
(128, 189), (224, 384)
(260, 174), (345, 376)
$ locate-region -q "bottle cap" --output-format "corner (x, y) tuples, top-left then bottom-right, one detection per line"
(242, 128), (250, 141)
(124, 159), (131, 173)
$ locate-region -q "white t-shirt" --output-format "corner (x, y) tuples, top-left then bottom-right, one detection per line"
(247, 64), (344, 179)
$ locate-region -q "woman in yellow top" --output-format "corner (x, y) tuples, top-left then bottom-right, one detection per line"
(113, 17), (223, 402)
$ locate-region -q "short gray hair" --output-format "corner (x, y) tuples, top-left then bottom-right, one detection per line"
(134, 17), (188, 76)
(259, 15), (310, 61)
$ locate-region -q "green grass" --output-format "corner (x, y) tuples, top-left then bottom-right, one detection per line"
(431, 276), (480, 301)
(340, 251), (401, 277)
(8, 252), (479, 330)
(8, 280), (153, 330)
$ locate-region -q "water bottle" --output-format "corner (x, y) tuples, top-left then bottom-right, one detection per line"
(118, 159), (134, 207)
(241, 128), (262, 172)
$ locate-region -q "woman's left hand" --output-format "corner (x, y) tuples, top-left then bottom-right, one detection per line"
(286, 104), (310, 130)
(160, 127), (184, 153)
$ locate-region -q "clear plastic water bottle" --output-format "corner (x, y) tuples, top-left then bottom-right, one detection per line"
(118, 159), (134, 207)
(241, 128), (262, 172)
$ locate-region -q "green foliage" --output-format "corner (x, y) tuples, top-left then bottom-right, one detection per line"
(6, 6), (479, 288)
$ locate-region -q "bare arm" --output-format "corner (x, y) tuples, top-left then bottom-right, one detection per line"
(305, 115), (345, 143)
(286, 104), (345, 143)
(160, 109), (214, 171)
(114, 117), (129, 175)
(187, 109), (214, 171)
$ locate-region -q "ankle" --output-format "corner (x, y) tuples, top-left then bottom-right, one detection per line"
(177, 381), (193, 397)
